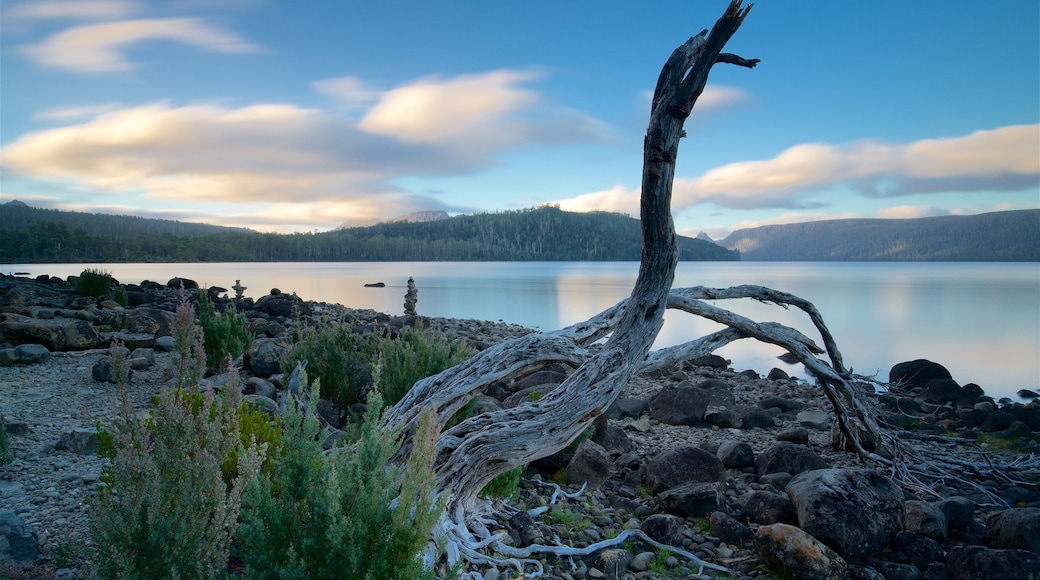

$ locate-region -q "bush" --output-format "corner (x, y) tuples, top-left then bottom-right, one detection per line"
(281, 321), (369, 407)
(480, 466), (523, 499)
(236, 374), (443, 579)
(366, 325), (473, 407)
(112, 285), (129, 307)
(74, 268), (111, 297)
(0, 425), (12, 466)
(197, 289), (253, 372)
(90, 320), (265, 579)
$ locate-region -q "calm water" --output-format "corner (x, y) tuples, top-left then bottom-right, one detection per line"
(6, 262), (1039, 400)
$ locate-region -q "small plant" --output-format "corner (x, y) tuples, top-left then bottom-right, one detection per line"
(0, 425), (11, 466)
(0, 562), (58, 580)
(282, 319), (369, 407)
(112, 285), (129, 307)
(480, 465), (523, 499)
(365, 324), (473, 407)
(90, 323), (265, 579)
(235, 375), (443, 580)
(649, 547), (672, 575)
(197, 288), (253, 372)
(74, 268), (111, 297)
(528, 389), (543, 402)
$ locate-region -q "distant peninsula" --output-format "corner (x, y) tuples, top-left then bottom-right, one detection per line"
(0, 202), (737, 263)
(716, 209), (1039, 261)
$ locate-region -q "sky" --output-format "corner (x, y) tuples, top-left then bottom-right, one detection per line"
(1, 1), (1038, 240)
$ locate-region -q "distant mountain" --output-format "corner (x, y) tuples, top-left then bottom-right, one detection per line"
(0, 202), (739, 263)
(386, 210), (450, 223)
(719, 210), (1040, 261)
(0, 199), (251, 238)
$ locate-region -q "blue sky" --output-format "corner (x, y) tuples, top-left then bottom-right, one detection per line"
(1, 0), (1037, 239)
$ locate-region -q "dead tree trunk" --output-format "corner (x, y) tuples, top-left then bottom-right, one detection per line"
(378, 2), (761, 575)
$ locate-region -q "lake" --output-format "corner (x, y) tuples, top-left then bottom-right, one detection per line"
(5, 261), (1038, 401)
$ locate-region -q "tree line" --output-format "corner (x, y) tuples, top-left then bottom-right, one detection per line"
(0, 203), (739, 263)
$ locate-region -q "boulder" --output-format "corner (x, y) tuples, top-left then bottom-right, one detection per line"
(716, 440), (755, 469)
(905, 500), (948, 541)
(648, 386), (709, 426)
(0, 348), (17, 366)
(890, 531), (945, 570)
(872, 561), (924, 580)
(56, 428), (102, 455)
(937, 496), (975, 531)
(704, 409), (742, 429)
(921, 378), (970, 405)
(776, 426), (810, 444)
(709, 511), (753, 546)
(582, 548), (633, 579)
(502, 384), (558, 408)
(786, 468), (905, 562)
(244, 338), (285, 378)
(946, 545), (1040, 580)
(563, 439), (611, 487)
(983, 508), (1040, 553)
(0, 510), (39, 564)
(610, 397), (649, 419)
(796, 409), (831, 430)
(640, 513), (684, 545)
(890, 359), (953, 391)
(126, 308), (173, 337)
(759, 395), (803, 413)
(753, 523), (848, 580)
(14, 344), (50, 365)
(755, 441), (828, 476)
(0, 314), (101, 351)
(657, 481), (724, 517)
(92, 356), (131, 383)
(645, 446), (725, 493)
(735, 405), (775, 429)
(742, 490), (798, 526)
(591, 425), (634, 455)
(253, 293), (310, 318)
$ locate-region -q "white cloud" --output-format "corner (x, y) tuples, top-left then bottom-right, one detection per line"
(35, 103), (123, 120)
(6, 0), (139, 21)
(1, 71), (609, 230)
(311, 76), (381, 111)
(552, 124), (1040, 215)
(21, 17), (262, 72)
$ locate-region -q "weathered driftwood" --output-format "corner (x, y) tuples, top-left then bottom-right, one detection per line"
(363, 1), (1027, 576)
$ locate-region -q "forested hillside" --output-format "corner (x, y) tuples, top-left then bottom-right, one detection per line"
(719, 209), (1040, 261)
(0, 202), (738, 263)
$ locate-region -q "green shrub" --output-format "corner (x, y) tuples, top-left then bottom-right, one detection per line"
(197, 289), (253, 372)
(281, 320), (370, 407)
(366, 325), (473, 407)
(112, 285), (129, 307)
(74, 268), (111, 297)
(0, 425), (12, 466)
(236, 375), (443, 580)
(480, 466), (523, 499)
(89, 320), (265, 579)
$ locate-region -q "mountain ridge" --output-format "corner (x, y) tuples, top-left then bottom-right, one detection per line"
(718, 209), (1039, 261)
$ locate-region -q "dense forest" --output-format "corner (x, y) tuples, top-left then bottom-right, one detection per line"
(0, 202), (739, 263)
(720, 209), (1040, 261)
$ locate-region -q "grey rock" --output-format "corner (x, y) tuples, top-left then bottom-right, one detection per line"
(656, 481), (725, 518)
(591, 425), (634, 455)
(873, 561), (923, 580)
(753, 523), (848, 580)
(704, 409), (742, 429)
(759, 395), (802, 413)
(755, 441), (828, 476)
(244, 395), (279, 417)
(583, 548), (632, 579)
(716, 440), (755, 469)
(937, 496), (975, 531)
(92, 356), (131, 383)
(648, 386), (709, 426)
(891, 531), (945, 570)
(645, 446), (725, 493)
(14, 344), (50, 364)
(735, 405), (775, 429)
(905, 500), (948, 541)
(563, 439), (612, 487)
(776, 426), (810, 444)
(56, 428), (102, 455)
(244, 337), (285, 378)
(983, 508), (1040, 554)
(245, 377), (277, 400)
(946, 545), (1040, 580)
(796, 409), (832, 430)
(629, 551), (655, 572)
(708, 510), (753, 546)
(890, 359), (953, 391)
(155, 335), (176, 352)
(0, 348), (18, 366)
(786, 468), (905, 562)
(0, 510), (39, 564)
(742, 490), (798, 526)
(640, 513), (684, 545)
(611, 397), (649, 419)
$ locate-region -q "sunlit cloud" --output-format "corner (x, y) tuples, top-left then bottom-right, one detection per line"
(311, 76), (381, 111)
(35, 103), (123, 120)
(876, 205), (948, 219)
(21, 17), (263, 72)
(5, 0), (139, 21)
(1, 70), (610, 230)
(552, 124), (1040, 215)
(641, 84), (750, 113)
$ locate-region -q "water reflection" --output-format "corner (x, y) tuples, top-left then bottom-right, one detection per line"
(5, 261), (1037, 400)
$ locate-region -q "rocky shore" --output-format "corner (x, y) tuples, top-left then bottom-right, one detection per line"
(1, 273), (1038, 579)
